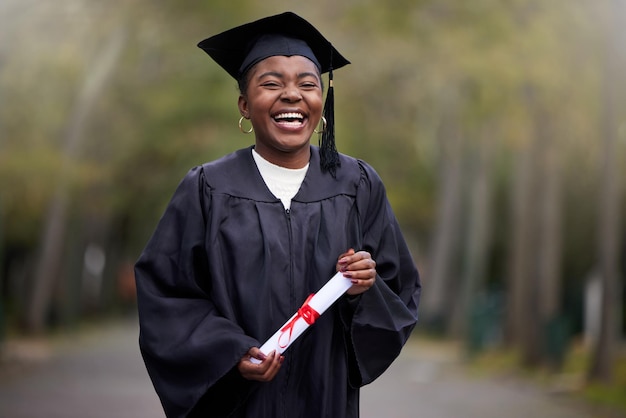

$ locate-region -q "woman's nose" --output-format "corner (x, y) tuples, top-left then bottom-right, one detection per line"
(281, 86), (302, 101)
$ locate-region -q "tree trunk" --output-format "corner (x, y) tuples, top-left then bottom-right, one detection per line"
(507, 83), (565, 369)
(421, 99), (465, 332)
(534, 108), (564, 369)
(506, 121), (538, 350)
(0, 196), (5, 343)
(587, 0), (624, 383)
(452, 129), (494, 342)
(537, 132), (562, 325)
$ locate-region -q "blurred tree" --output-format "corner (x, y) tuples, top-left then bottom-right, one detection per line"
(587, 0), (625, 384)
(453, 126), (495, 341)
(534, 105), (564, 370)
(506, 85), (540, 356)
(26, 25), (127, 333)
(509, 84), (565, 368)
(419, 92), (465, 332)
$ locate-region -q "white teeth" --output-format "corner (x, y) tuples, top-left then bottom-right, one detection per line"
(274, 112), (304, 121)
(278, 121), (303, 127)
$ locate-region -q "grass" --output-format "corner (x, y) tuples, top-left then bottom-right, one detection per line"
(570, 346), (626, 414)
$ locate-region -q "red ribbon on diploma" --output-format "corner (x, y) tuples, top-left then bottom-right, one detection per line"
(278, 294), (320, 348)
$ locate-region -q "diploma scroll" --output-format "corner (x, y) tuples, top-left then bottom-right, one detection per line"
(250, 272), (352, 364)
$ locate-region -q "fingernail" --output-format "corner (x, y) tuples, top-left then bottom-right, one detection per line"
(351, 279), (358, 284)
(339, 257), (348, 264)
(343, 272), (352, 278)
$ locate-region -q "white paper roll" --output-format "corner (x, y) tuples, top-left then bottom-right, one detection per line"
(250, 272), (352, 364)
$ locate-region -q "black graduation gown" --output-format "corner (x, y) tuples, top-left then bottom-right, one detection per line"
(135, 146), (421, 418)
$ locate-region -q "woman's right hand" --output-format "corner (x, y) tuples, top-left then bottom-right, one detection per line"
(237, 348), (283, 382)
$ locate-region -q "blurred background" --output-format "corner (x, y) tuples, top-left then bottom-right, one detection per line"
(0, 0), (624, 412)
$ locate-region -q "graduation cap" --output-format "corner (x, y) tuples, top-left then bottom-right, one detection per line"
(198, 11), (350, 176)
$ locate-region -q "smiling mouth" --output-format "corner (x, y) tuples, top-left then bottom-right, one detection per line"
(273, 112), (305, 127)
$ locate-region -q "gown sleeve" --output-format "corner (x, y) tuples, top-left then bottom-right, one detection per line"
(134, 166), (259, 418)
(342, 161), (422, 387)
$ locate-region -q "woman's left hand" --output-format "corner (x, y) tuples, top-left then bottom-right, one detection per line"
(337, 248), (376, 296)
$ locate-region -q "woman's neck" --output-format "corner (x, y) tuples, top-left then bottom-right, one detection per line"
(253, 143), (311, 169)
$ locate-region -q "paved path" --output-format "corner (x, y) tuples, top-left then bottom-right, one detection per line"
(360, 339), (608, 418)
(0, 318), (618, 418)
(0, 319), (162, 418)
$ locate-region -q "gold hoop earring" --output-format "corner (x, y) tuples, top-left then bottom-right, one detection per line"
(239, 116), (253, 134)
(314, 116), (327, 134)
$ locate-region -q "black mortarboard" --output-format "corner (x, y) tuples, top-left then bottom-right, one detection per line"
(197, 12), (350, 176)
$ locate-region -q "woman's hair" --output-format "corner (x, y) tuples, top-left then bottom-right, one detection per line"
(237, 72), (250, 96)
(237, 62), (324, 96)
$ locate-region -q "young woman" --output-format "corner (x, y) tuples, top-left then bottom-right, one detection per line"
(135, 12), (421, 418)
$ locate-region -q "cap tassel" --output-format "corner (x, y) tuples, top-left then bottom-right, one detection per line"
(320, 67), (340, 177)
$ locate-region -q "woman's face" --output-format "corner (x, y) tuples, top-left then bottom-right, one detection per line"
(238, 55), (323, 168)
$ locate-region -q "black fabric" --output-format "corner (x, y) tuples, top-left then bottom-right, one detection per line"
(197, 12), (350, 79)
(135, 145), (421, 418)
(238, 34), (321, 76)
